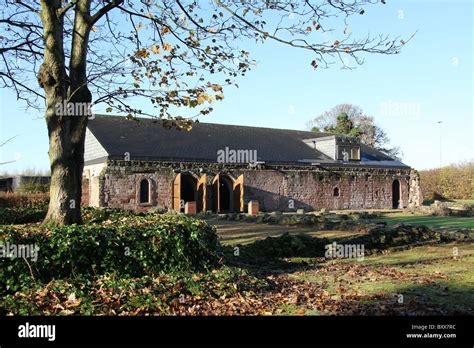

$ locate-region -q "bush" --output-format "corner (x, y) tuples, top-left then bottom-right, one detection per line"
(339, 224), (443, 252)
(234, 232), (330, 259)
(0, 206), (47, 224)
(81, 207), (138, 223)
(0, 192), (49, 208)
(19, 181), (50, 193)
(0, 214), (221, 293)
(0, 192), (49, 224)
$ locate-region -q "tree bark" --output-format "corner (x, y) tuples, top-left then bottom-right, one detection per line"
(43, 117), (82, 225)
(38, 0), (90, 226)
(68, 0), (93, 223)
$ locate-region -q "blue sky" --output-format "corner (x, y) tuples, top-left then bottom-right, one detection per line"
(0, 0), (472, 173)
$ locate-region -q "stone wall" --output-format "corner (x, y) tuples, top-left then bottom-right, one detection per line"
(85, 160), (415, 212)
(81, 178), (89, 206)
(239, 169), (409, 211)
(407, 169), (423, 208)
(101, 167), (174, 211)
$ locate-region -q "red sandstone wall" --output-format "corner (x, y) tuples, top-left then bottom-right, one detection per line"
(102, 169), (173, 211)
(241, 169), (409, 211)
(99, 166), (410, 212)
(81, 178), (90, 206)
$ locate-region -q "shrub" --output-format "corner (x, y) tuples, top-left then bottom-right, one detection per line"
(0, 214), (221, 293)
(234, 232), (330, 259)
(0, 192), (49, 208)
(339, 224), (443, 252)
(19, 180), (50, 193)
(81, 207), (138, 223)
(0, 206), (46, 224)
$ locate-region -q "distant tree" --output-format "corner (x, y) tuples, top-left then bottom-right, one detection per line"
(308, 103), (402, 159)
(323, 112), (363, 138)
(420, 161), (474, 201)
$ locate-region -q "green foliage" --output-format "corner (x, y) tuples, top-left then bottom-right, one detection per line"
(0, 206), (46, 224)
(308, 104), (402, 159)
(420, 162), (473, 200)
(81, 207), (138, 223)
(19, 180), (50, 193)
(0, 214), (221, 293)
(230, 232), (330, 259)
(0, 192), (49, 224)
(324, 112), (363, 138)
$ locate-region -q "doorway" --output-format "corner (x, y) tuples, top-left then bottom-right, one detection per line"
(392, 179), (400, 209)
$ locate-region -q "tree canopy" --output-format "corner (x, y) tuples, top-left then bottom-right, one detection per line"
(308, 103), (402, 159)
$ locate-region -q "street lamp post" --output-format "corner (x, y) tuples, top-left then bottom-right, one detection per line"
(437, 121), (443, 168)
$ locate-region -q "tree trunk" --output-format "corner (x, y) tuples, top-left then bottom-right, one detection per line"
(38, 0), (88, 226)
(43, 117), (82, 225)
(68, 0), (93, 218)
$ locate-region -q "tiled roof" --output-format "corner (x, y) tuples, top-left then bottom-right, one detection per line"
(86, 115), (408, 168)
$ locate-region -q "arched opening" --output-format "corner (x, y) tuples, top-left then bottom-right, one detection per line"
(219, 178), (232, 212)
(139, 179), (150, 204)
(333, 187), (340, 197)
(212, 174), (234, 213)
(180, 173), (197, 212)
(392, 179), (400, 209)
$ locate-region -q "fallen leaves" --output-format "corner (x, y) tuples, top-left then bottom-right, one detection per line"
(1, 245), (469, 317)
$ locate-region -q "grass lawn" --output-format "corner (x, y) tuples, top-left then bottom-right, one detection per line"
(377, 211), (474, 230)
(212, 218), (474, 315)
(214, 212), (473, 246)
(214, 219), (366, 245)
(453, 199), (474, 206)
(286, 242), (474, 315)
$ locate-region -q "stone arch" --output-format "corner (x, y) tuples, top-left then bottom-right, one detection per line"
(211, 173), (240, 213)
(138, 178), (151, 204)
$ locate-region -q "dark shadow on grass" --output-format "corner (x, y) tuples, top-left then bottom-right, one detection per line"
(357, 282), (474, 315)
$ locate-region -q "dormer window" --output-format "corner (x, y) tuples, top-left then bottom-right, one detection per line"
(302, 135), (361, 161)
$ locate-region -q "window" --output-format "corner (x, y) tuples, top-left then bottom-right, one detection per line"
(337, 145), (360, 161)
(350, 147), (360, 160)
(333, 187), (340, 197)
(139, 179), (150, 204)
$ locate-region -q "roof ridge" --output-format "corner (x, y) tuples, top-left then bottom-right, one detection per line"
(91, 114), (325, 135)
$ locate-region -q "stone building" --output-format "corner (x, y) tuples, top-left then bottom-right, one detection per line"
(82, 115), (422, 213)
